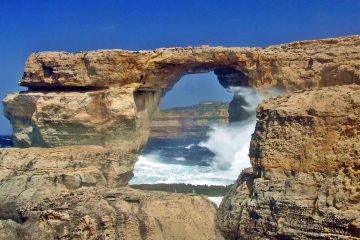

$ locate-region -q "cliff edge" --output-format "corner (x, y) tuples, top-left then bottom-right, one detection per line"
(218, 85), (360, 239)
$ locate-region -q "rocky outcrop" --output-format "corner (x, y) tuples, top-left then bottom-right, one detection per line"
(0, 187), (223, 240)
(218, 85), (360, 239)
(3, 85), (161, 148)
(150, 101), (229, 139)
(0, 146), (136, 220)
(0, 147), (223, 240)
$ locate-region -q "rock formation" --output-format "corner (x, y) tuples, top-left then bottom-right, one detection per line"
(0, 187), (222, 240)
(0, 146), (223, 240)
(1, 35), (360, 239)
(218, 85), (360, 239)
(19, 35), (360, 90)
(3, 85), (161, 149)
(150, 101), (229, 140)
(4, 35), (360, 148)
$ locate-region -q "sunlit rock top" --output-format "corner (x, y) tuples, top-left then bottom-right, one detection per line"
(20, 35), (360, 90)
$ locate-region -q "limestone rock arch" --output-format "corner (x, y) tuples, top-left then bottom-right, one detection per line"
(3, 35), (360, 148)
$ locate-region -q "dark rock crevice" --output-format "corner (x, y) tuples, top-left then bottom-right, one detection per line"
(215, 68), (249, 89)
(27, 85), (108, 92)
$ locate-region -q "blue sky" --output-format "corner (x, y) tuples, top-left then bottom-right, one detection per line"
(161, 73), (233, 109)
(0, 0), (359, 134)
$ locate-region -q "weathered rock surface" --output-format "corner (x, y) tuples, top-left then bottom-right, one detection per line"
(3, 85), (161, 148)
(150, 101), (229, 139)
(0, 147), (223, 240)
(218, 85), (360, 239)
(0, 146), (136, 221)
(0, 187), (223, 240)
(251, 85), (360, 173)
(19, 36), (360, 90)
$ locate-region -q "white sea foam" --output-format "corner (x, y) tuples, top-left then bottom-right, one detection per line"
(175, 157), (186, 161)
(130, 153), (237, 185)
(196, 87), (261, 179)
(208, 197), (224, 207)
(130, 87), (282, 186)
(185, 144), (194, 149)
(199, 120), (254, 174)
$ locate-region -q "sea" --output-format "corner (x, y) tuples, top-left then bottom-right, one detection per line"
(0, 135), (12, 148)
(130, 87), (281, 186)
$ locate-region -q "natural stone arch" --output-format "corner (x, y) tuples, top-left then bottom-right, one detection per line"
(4, 35), (360, 149)
(5, 64), (253, 149)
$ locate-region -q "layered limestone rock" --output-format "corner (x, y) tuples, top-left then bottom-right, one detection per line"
(218, 85), (360, 239)
(3, 85), (161, 148)
(0, 147), (223, 240)
(0, 146), (136, 220)
(150, 101), (229, 139)
(19, 36), (360, 90)
(0, 187), (223, 240)
(4, 35), (360, 148)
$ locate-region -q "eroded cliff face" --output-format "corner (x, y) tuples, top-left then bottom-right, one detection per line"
(218, 85), (360, 239)
(150, 101), (229, 139)
(3, 85), (161, 149)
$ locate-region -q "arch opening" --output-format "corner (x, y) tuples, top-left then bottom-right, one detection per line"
(130, 71), (266, 201)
